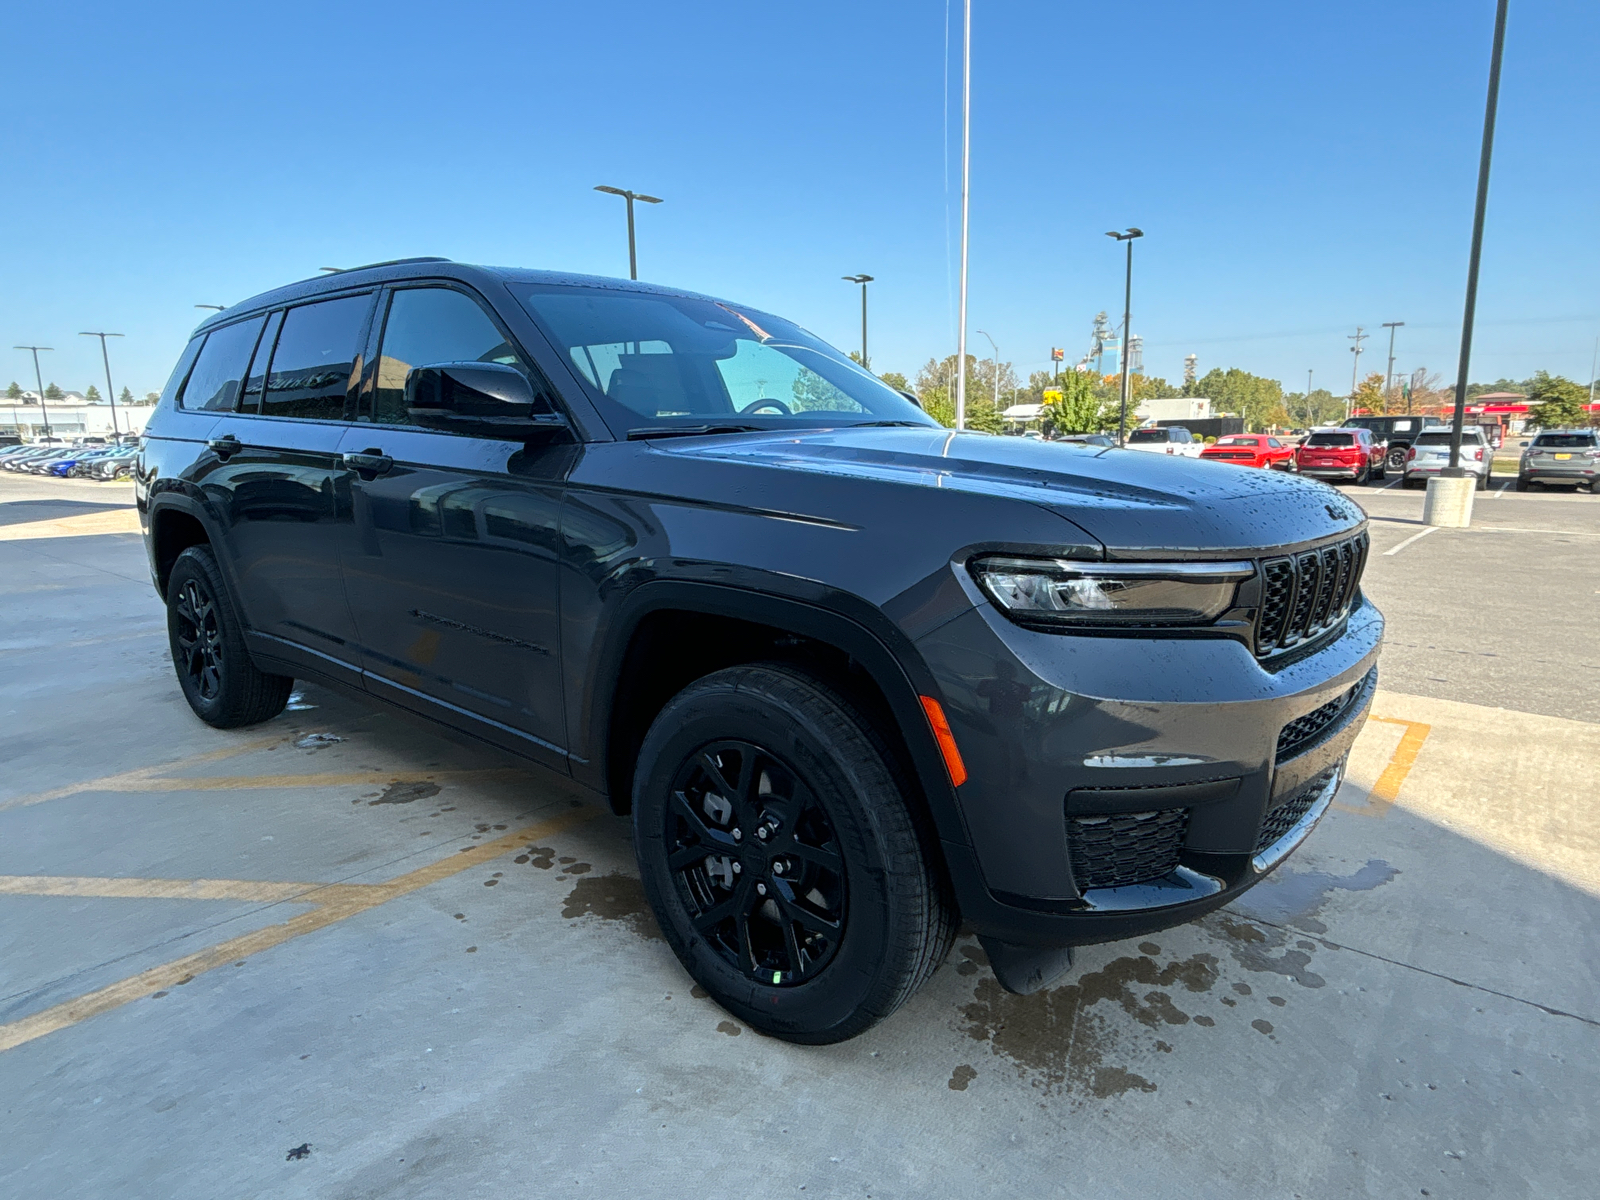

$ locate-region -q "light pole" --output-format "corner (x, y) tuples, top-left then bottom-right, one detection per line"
(976, 329), (999, 420)
(1105, 228), (1144, 445)
(1347, 326), (1367, 418)
(1307, 369), (1314, 429)
(842, 275), (874, 368)
(594, 185), (663, 281)
(1382, 321), (1405, 400)
(1446, 0), (1509, 474)
(955, 0), (972, 430)
(80, 331), (125, 438)
(194, 304), (226, 312)
(14, 346), (53, 439)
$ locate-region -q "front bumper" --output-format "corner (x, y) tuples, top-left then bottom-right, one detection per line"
(916, 594), (1383, 947)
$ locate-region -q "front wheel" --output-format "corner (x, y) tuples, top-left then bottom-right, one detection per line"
(166, 545), (293, 728)
(632, 665), (955, 1044)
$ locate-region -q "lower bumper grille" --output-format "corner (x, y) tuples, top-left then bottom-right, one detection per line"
(1069, 808), (1189, 891)
(1254, 766), (1338, 856)
(1276, 668), (1375, 760)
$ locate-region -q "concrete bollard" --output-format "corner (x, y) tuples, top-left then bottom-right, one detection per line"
(1423, 474), (1476, 528)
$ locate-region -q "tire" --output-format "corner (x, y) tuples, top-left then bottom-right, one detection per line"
(1476, 470), (1489, 491)
(632, 664), (955, 1044)
(1355, 463), (1370, 486)
(1373, 459), (1386, 481)
(1515, 476), (1529, 492)
(1386, 447), (1407, 471)
(166, 545), (293, 728)
(1590, 479), (1600, 495)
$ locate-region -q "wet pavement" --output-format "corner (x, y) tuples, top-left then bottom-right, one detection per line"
(2, 473), (1596, 1199)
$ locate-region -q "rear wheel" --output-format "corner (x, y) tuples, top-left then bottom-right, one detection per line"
(632, 665), (954, 1044)
(1476, 470), (1489, 491)
(1354, 462), (1370, 486)
(1515, 476), (1529, 492)
(1386, 446), (1408, 470)
(166, 545), (293, 728)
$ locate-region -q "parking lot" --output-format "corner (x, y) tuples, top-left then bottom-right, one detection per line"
(2, 470), (1596, 1199)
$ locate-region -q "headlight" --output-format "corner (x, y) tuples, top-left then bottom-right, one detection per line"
(972, 556), (1253, 627)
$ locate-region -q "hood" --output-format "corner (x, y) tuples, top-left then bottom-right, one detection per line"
(656, 427), (1365, 555)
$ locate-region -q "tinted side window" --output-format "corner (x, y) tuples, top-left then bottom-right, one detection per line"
(373, 287), (527, 426)
(179, 317), (266, 411)
(160, 337), (206, 408)
(261, 294), (371, 421)
(238, 310), (284, 414)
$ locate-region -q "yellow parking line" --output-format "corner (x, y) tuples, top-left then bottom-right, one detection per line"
(0, 509), (142, 541)
(1364, 716), (1432, 814)
(111, 767), (530, 792)
(0, 876), (368, 903)
(0, 736), (288, 812)
(0, 807), (600, 1054)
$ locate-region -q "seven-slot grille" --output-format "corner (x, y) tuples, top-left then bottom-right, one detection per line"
(1255, 532), (1369, 656)
(1068, 808), (1189, 891)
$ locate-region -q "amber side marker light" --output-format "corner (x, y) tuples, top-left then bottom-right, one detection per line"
(919, 695), (968, 788)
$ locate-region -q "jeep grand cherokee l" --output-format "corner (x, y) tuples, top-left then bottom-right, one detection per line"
(137, 258), (1381, 1043)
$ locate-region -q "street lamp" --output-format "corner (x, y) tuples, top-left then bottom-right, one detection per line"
(976, 329), (1000, 421)
(1105, 227), (1144, 445)
(841, 275), (874, 368)
(194, 305), (227, 311)
(594, 185), (664, 280)
(14, 345), (54, 439)
(79, 331), (125, 439)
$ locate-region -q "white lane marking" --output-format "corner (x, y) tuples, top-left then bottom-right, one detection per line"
(1383, 526), (1439, 556)
(1489, 478), (1511, 499)
(1380, 476), (1402, 490)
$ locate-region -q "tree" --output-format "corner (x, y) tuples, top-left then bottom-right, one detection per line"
(44, 382), (64, 400)
(5, 381), (20, 400)
(1192, 367), (1287, 431)
(913, 354), (1015, 431)
(85, 384), (103, 403)
(142, 391), (160, 405)
(875, 370), (909, 394)
(1525, 371), (1590, 429)
(1042, 370), (1116, 433)
(790, 366), (855, 413)
(1282, 388), (1346, 427)
(119, 386), (134, 405)
(1349, 372), (1386, 417)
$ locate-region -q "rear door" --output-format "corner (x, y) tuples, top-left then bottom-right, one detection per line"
(339, 283), (573, 770)
(202, 293), (375, 684)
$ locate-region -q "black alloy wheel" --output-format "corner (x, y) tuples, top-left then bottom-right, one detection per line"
(165, 545), (294, 728)
(1387, 446), (1407, 470)
(173, 576), (224, 702)
(665, 740), (847, 986)
(633, 665), (955, 1043)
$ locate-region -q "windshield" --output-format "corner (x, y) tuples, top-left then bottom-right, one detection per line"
(1305, 432), (1355, 446)
(512, 286), (937, 435)
(1415, 431), (1482, 445)
(1216, 436), (1255, 445)
(1128, 429), (1169, 443)
(1532, 433), (1595, 448)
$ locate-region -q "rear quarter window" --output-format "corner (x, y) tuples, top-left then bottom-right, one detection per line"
(179, 317), (266, 411)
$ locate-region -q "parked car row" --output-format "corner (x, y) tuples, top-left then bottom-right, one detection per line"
(0, 442), (138, 479)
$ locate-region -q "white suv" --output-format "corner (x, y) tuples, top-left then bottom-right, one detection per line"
(1403, 428), (1491, 490)
(1125, 426), (1204, 457)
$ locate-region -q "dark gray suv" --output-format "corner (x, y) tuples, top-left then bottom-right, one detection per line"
(136, 258), (1382, 1042)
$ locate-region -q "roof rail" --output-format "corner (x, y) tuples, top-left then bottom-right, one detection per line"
(323, 256), (452, 274)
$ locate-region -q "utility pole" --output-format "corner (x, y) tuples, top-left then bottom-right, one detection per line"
(1446, 0), (1509, 475)
(842, 275), (874, 368)
(1347, 326), (1368, 418)
(80, 331), (125, 439)
(955, 0), (972, 430)
(1307, 369), (1314, 429)
(1106, 228), (1144, 445)
(594, 185), (664, 280)
(1382, 321), (1404, 400)
(14, 346), (53, 439)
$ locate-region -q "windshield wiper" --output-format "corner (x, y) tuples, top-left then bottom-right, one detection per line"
(626, 423), (764, 441)
(850, 420), (927, 428)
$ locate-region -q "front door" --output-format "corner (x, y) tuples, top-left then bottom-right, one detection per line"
(339, 284), (572, 771)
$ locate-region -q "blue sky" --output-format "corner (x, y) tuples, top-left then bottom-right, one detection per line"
(3, 1), (1595, 398)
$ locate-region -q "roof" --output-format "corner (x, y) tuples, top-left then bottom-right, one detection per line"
(1001, 403), (1046, 419)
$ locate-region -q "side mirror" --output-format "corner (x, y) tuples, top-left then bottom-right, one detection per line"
(405, 362), (570, 440)
(898, 389), (923, 410)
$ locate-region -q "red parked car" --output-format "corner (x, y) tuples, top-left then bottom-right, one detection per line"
(1294, 427), (1386, 485)
(1199, 433), (1297, 470)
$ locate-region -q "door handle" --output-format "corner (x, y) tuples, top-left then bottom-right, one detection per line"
(207, 434), (242, 460)
(342, 449), (393, 479)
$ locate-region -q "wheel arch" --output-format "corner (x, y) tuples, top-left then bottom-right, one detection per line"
(586, 581), (972, 861)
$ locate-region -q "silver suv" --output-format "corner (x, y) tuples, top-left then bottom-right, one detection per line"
(1403, 428), (1490, 490)
(1518, 430), (1600, 492)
